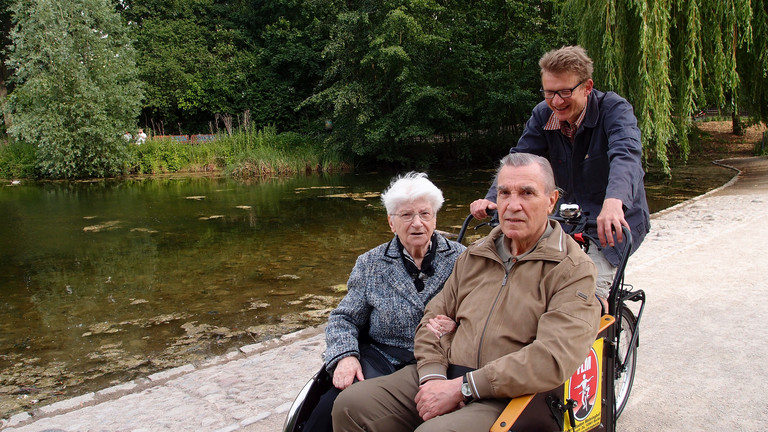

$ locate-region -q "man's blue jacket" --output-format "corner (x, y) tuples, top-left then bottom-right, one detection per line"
(486, 89), (651, 266)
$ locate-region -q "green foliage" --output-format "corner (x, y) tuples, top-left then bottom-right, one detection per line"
(565, 0), (759, 172)
(0, 140), (35, 178)
(121, 0), (335, 134)
(6, 0), (143, 179)
(737, 0), (768, 126)
(1, 0), (12, 136)
(124, 125), (343, 177)
(221, 126), (344, 178)
(304, 0), (567, 167)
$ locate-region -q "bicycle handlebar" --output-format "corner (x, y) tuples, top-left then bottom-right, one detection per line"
(456, 205), (634, 315)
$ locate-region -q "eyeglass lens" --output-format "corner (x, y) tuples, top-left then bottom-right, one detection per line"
(398, 211), (433, 222)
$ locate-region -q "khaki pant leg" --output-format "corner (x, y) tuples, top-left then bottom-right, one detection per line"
(415, 398), (509, 432)
(332, 365), (422, 432)
(586, 241), (618, 299)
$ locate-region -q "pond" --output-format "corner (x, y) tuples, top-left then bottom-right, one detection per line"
(0, 161), (735, 418)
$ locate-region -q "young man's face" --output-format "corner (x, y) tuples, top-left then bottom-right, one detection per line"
(541, 71), (593, 124)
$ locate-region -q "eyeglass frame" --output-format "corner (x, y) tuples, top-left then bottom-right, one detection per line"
(393, 210), (435, 223)
(539, 80), (584, 100)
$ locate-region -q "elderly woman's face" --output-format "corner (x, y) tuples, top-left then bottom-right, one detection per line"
(388, 198), (436, 254)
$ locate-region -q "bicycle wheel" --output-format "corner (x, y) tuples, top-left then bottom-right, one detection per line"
(614, 305), (637, 418)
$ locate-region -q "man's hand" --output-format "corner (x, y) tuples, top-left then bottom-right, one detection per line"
(332, 356), (364, 390)
(415, 377), (465, 421)
(596, 198), (629, 247)
(426, 315), (457, 339)
(470, 199), (497, 219)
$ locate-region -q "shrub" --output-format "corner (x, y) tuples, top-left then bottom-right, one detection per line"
(0, 141), (37, 179)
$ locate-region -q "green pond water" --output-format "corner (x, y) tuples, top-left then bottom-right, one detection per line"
(0, 162), (735, 418)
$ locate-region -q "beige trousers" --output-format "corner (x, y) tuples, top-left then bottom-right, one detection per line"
(331, 364), (508, 432)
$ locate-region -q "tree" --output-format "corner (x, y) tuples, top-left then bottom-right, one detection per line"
(6, 0), (143, 178)
(304, 0), (568, 167)
(1, 0), (13, 135)
(737, 0), (768, 127)
(120, 0), (335, 134)
(564, 0), (756, 170)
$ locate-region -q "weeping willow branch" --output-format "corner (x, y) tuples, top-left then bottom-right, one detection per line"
(563, 0), (758, 172)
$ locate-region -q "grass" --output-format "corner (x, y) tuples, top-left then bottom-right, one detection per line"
(126, 125), (347, 178)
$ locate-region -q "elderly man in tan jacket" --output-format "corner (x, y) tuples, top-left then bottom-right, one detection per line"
(332, 153), (601, 432)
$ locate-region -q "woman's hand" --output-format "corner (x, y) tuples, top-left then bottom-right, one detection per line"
(333, 356), (365, 390)
(426, 314), (457, 339)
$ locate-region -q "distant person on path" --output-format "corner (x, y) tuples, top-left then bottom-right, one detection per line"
(302, 172), (466, 432)
(332, 153), (601, 432)
(123, 131), (132, 142)
(136, 129), (147, 145)
(470, 45), (650, 303)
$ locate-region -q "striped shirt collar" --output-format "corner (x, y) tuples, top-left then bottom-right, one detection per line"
(543, 100), (588, 136)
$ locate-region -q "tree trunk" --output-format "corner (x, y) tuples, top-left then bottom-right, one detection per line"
(0, 75), (10, 132)
(732, 109), (743, 136)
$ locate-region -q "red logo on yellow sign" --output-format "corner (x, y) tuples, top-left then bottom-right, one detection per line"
(563, 339), (603, 431)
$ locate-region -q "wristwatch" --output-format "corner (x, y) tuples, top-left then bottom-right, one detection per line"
(461, 375), (475, 403)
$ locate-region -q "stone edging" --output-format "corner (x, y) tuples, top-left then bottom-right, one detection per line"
(1, 325), (326, 430)
(650, 158), (741, 219)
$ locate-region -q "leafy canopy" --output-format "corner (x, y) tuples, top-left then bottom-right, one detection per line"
(7, 0), (143, 178)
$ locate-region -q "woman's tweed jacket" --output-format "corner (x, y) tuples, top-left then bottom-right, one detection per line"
(324, 234), (466, 371)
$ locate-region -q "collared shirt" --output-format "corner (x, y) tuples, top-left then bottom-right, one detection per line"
(494, 222), (554, 273)
(543, 101), (588, 143)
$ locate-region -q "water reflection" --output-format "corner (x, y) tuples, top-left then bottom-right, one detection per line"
(0, 164), (734, 417)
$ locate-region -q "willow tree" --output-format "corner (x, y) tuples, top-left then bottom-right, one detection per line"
(564, 0), (755, 171)
(738, 0), (768, 127)
(7, 0), (142, 178)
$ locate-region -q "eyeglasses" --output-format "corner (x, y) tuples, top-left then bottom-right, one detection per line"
(539, 81), (584, 100)
(394, 211), (434, 223)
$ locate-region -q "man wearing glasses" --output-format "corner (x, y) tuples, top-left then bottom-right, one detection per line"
(470, 45), (650, 305)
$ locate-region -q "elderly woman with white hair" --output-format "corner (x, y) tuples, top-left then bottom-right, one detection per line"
(302, 172), (466, 432)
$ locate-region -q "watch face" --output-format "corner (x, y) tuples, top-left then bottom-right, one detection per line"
(461, 383), (471, 397)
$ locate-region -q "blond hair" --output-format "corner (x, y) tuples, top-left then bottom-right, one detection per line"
(539, 45), (594, 82)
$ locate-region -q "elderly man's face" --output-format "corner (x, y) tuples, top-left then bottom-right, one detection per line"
(497, 164), (558, 254)
(387, 197), (436, 255)
(541, 71), (593, 125)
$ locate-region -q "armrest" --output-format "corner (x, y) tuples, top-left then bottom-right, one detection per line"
(490, 394), (535, 432)
(599, 314), (615, 333)
(489, 314), (615, 432)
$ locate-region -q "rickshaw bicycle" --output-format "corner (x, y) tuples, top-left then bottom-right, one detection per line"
(458, 204), (645, 431)
(283, 204), (645, 432)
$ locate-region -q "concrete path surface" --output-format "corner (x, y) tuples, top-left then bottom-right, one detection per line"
(2, 156), (767, 432)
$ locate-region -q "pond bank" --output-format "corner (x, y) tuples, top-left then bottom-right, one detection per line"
(3, 155), (767, 432)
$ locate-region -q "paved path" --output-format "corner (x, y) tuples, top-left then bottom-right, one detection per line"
(2, 156), (767, 432)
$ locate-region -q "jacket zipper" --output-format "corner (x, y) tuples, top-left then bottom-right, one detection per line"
(476, 263), (513, 367)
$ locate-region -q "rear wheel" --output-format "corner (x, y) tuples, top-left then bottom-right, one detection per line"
(614, 305), (637, 418)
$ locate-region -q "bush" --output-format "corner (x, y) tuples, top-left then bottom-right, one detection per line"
(0, 141), (37, 179)
(122, 125), (346, 177)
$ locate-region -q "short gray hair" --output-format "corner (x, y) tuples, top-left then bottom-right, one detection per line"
(381, 172), (444, 215)
(496, 153), (556, 193)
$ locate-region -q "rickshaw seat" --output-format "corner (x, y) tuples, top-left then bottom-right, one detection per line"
(489, 314), (616, 432)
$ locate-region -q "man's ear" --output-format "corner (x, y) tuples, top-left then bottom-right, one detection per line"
(387, 215), (396, 233)
(548, 189), (559, 213)
(584, 79), (594, 95)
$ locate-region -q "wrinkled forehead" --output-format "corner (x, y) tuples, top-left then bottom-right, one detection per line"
(394, 197), (433, 212)
(498, 165), (548, 190)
